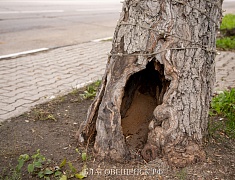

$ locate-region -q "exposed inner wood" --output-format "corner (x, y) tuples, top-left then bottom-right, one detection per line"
(121, 60), (170, 156)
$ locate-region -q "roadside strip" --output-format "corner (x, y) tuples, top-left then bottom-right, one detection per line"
(0, 10), (64, 14)
(0, 36), (112, 60)
(0, 48), (49, 60)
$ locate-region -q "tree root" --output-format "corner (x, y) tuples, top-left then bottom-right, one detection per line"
(141, 144), (159, 162)
(164, 141), (206, 168)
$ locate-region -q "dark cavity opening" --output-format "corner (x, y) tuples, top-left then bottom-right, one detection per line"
(121, 60), (170, 155)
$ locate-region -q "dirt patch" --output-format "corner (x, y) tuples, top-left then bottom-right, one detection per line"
(121, 60), (170, 158)
(0, 88), (234, 180)
(122, 90), (156, 154)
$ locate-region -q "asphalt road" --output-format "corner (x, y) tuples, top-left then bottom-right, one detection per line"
(0, 0), (234, 56)
(223, 0), (235, 14)
(0, 0), (122, 56)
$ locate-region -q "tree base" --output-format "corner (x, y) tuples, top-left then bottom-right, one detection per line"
(142, 139), (206, 167)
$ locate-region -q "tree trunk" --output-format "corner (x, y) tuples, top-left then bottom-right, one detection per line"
(76, 0), (223, 167)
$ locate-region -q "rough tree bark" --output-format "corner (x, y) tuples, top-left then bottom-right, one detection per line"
(76, 0), (223, 167)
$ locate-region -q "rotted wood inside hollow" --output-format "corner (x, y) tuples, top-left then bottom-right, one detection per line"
(121, 60), (170, 155)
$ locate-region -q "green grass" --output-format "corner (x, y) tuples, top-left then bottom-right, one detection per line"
(216, 14), (235, 51)
(79, 80), (101, 100)
(31, 109), (56, 121)
(220, 14), (235, 30)
(216, 36), (235, 50)
(209, 88), (235, 139)
(176, 168), (187, 180)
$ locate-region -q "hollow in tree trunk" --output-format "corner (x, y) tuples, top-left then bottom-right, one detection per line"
(76, 0), (223, 167)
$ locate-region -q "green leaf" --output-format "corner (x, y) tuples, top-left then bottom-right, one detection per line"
(54, 171), (62, 177)
(81, 152), (87, 161)
(68, 162), (77, 173)
(32, 149), (40, 159)
(75, 164), (88, 179)
(47, 114), (56, 121)
(28, 164), (34, 173)
(75, 173), (85, 179)
(45, 177), (50, 180)
(34, 161), (42, 168)
(59, 158), (67, 168)
(16, 159), (25, 172)
(38, 171), (44, 178)
(47, 159), (52, 164)
(44, 168), (53, 175)
(60, 175), (67, 180)
(19, 154), (30, 161)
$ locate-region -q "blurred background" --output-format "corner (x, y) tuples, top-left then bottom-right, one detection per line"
(0, 0), (234, 56)
(0, 0), (122, 56)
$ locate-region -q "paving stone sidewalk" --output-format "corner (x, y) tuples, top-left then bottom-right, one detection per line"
(0, 41), (111, 122)
(215, 51), (235, 90)
(0, 41), (234, 123)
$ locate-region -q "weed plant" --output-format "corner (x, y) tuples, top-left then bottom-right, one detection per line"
(1, 149), (88, 180)
(209, 88), (235, 139)
(80, 80), (101, 100)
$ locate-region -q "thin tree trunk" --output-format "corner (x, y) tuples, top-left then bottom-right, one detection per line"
(76, 0), (223, 167)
